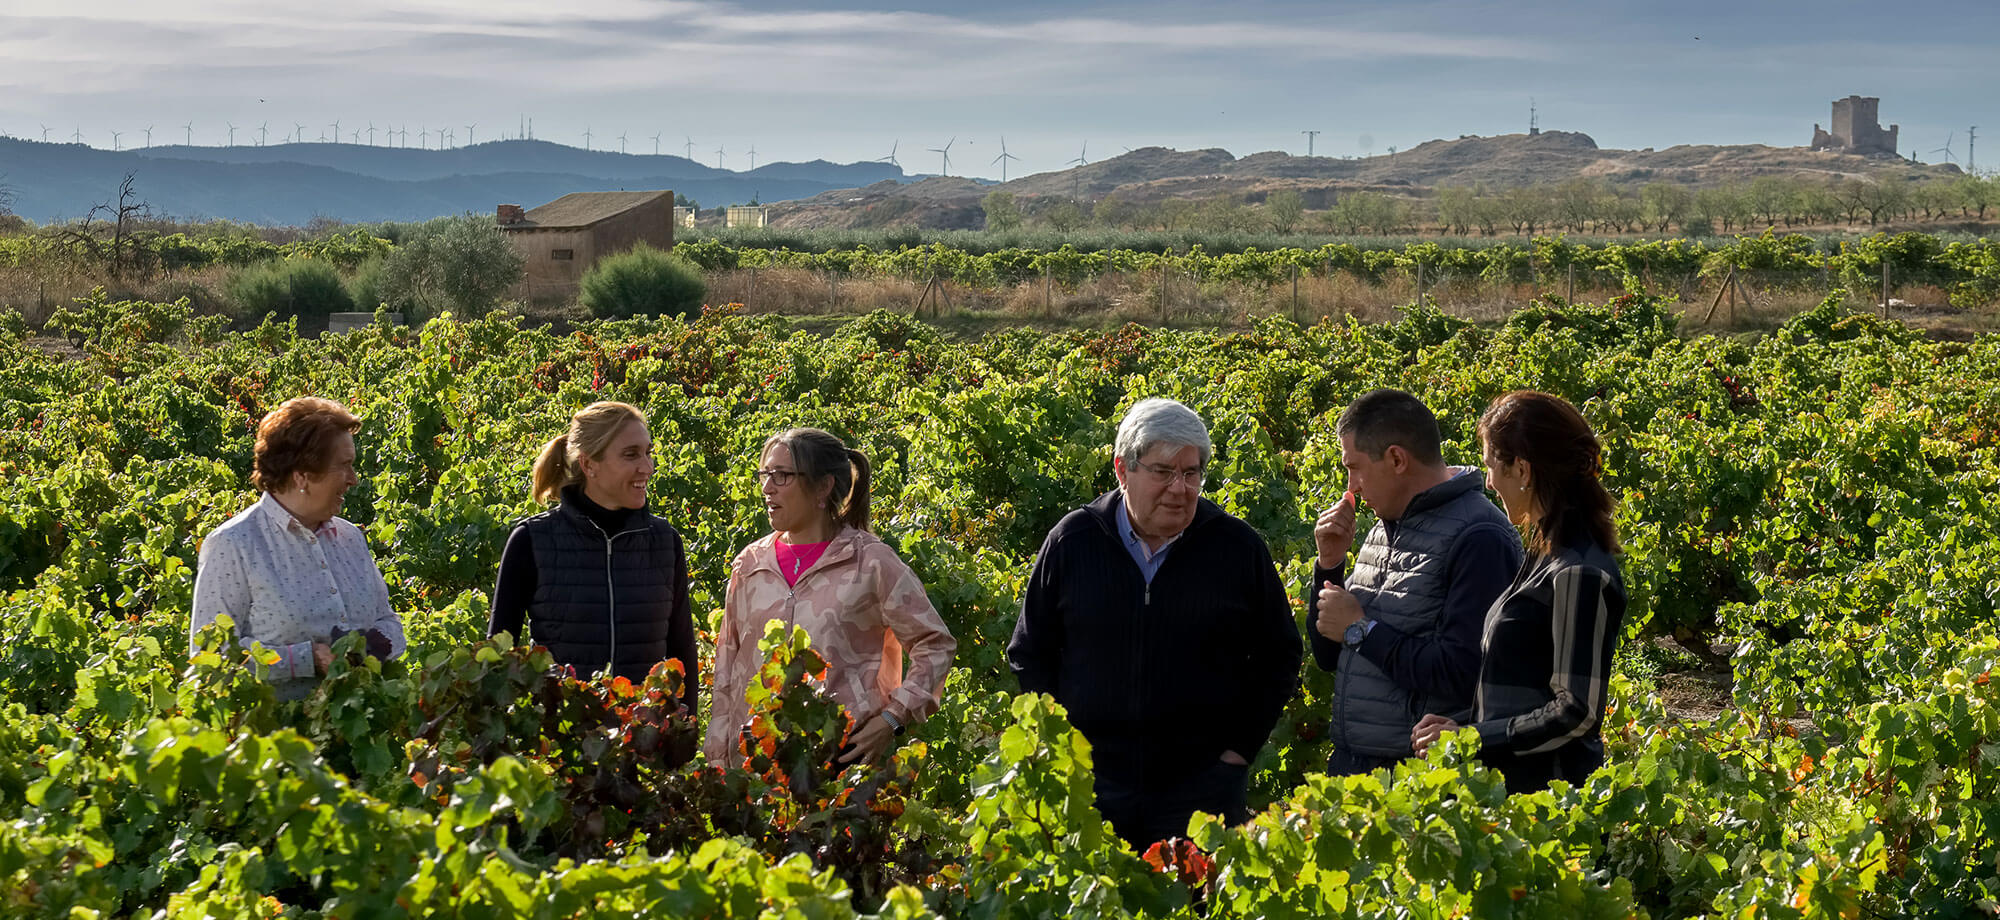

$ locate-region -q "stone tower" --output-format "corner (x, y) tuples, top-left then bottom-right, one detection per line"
(1812, 96), (1900, 157)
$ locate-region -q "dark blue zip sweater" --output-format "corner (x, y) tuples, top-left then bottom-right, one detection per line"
(1006, 490), (1302, 784)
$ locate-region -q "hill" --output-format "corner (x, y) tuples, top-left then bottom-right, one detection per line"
(0, 138), (905, 225)
(770, 131), (1966, 230)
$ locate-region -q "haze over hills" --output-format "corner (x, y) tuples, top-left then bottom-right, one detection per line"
(0, 138), (905, 225)
(0, 131), (1967, 228)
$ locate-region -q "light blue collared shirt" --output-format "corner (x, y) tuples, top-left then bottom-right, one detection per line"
(1115, 499), (1181, 584)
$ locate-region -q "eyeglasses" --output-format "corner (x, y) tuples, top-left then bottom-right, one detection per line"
(753, 468), (800, 487)
(1134, 461), (1205, 489)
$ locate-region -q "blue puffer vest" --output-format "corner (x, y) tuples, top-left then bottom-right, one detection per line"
(1335, 469), (1515, 758)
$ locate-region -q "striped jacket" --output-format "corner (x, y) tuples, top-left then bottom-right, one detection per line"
(1470, 535), (1626, 792)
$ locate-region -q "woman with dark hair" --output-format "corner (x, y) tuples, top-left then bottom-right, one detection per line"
(488, 401), (698, 723)
(703, 428), (956, 767)
(1411, 390), (1626, 793)
(191, 396), (404, 700)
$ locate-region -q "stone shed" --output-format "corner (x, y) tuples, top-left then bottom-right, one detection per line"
(496, 190), (675, 302)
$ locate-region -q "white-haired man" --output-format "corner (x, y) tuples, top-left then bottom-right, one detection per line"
(1007, 397), (1301, 848)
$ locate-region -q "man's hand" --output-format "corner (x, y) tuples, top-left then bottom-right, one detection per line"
(1411, 714), (1459, 756)
(837, 713), (899, 765)
(311, 641), (333, 676)
(1314, 491), (1359, 569)
(1219, 749), (1248, 766)
(1314, 581), (1364, 640)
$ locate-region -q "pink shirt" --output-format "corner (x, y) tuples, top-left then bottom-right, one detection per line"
(774, 538), (831, 587)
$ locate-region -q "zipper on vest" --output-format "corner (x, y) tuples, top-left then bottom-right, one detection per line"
(589, 520), (648, 679)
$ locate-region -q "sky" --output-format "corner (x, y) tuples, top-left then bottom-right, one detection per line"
(3, 0), (1997, 179)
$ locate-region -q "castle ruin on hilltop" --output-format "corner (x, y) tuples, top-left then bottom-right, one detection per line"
(1811, 96), (1900, 157)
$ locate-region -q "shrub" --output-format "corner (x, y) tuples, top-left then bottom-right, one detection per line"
(378, 215), (523, 321)
(347, 256), (387, 311)
(223, 258), (353, 324)
(578, 244), (707, 319)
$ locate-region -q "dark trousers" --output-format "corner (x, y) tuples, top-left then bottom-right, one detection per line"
(1325, 746), (1400, 777)
(1096, 759), (1251, 849)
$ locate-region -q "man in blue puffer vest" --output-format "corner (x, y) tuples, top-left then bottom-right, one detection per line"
(1309, 389), (1522, 776)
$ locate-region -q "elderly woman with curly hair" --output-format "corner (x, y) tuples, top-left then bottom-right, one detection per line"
(191, 396), (405, 700)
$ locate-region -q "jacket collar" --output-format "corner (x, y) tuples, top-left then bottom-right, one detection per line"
(1083, 488), (1223, 541)
(742, 525), (867, 578)
(1398, 465), (1488, 520)
(556, 483), (648, 536)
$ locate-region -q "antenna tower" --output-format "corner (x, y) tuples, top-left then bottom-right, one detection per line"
(1302, 130), (1321, 156)
(1530, 98), (1539, 135)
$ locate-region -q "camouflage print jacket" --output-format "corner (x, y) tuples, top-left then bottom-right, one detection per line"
(703, 527), (956, 765)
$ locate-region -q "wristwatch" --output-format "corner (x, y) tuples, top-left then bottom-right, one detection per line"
(880, 710), (906, 736)
(1343, 619), (1374, 646)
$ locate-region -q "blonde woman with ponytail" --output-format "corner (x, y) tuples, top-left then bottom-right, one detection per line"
(488, 402), (697, 746)
(703, 428), (956, 767)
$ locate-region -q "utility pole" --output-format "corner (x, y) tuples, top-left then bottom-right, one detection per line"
(1969, 126), (1978, 175)
(1302, 130), (1320, 156)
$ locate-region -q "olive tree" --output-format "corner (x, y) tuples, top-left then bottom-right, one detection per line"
(377, 214), (524, 320)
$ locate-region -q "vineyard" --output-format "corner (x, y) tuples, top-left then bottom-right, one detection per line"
(2, 292), (1998, 917)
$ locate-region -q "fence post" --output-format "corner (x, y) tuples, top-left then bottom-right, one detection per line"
(1044, 267), (1053, 319)
(1415, 262), (1427, 307)
(1290, 264), (1300, 322)
(1565, 263), (1575, 303)
(1160, 262), (1170, 325)
(1881, 262), (1891, 320)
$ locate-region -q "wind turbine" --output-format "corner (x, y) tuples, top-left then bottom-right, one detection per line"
(420, 126), (431, 149)
(110, 130), (122, 151)
(876, 140), (900, 169)
(928, 136), (955, 176)
(651, 133), (661, 155)
(330, 120), (340, 144)
(1070, 141), (1088, 167)
(991, 136), (1020, 182)
(715, 144), (725, 168)
(748, 145), (757, 170)
(294, 123), (306, 145)
(366, 123), (376, 145)
(226, 122), (237, 146)
(184, 122), (193, 146)
(72, 126), (83, 145)
(1931, 131), (1958, 165)
(40, 124), (49, 142)
(143, 125), (154, 147)
(257, 122), (268, 146)
(583, 127), (592, 151)
(1068, 142), (1089, 200)
(464, 123), (475, 146)
(684, 136), (695, 160)
(618, 132), (628, 154)
(441, 127), (453, 148)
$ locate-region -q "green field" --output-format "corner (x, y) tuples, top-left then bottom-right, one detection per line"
(2, 294), (1997, 917)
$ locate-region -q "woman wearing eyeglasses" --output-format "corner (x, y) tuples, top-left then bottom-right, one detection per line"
(488, 402), (699, 730)
(703, 427), (957, 767)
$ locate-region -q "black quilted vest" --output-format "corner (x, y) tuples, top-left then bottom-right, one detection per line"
(519, 495), (685, 682)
